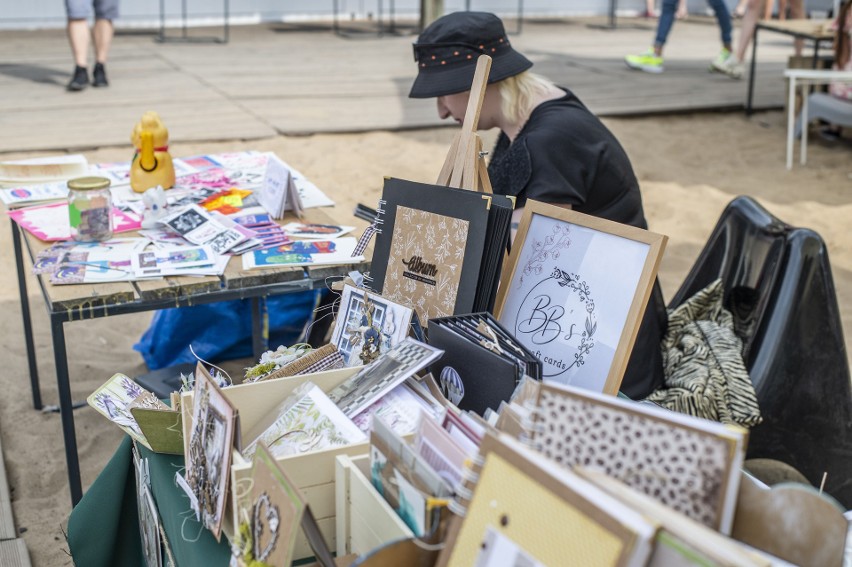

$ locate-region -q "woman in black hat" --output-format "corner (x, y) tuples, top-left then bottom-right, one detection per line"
(410, 11), (667, 400)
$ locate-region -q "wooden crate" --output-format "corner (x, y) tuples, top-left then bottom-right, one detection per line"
(180, 366), (371, 560)
(335, 454), (414, 557)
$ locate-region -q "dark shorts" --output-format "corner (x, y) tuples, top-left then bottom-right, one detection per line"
(66, 0), (119, 20)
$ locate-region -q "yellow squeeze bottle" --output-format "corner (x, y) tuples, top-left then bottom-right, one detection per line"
(130, 111), (176, 193)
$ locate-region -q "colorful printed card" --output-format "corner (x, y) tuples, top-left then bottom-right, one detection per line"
(241, 237), (362, 270)
(281, 222), (354, 240)
(160, 204), (247, 254)
(130, 245), (218, 278)
(0, 181), (68, 208)
(8, 201), (141, 241)
(43, 238), (150, 285)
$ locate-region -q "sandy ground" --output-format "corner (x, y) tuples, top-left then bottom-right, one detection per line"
(0, 109), (850, 566)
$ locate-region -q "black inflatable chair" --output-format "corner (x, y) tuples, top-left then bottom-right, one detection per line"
(669, 196), (852, 508)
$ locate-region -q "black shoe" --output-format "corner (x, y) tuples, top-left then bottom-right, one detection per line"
(92, 62), (109, 87)
(67, 65), (89, 91)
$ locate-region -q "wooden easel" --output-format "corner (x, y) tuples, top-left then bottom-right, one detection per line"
(435, 55), (494, 194)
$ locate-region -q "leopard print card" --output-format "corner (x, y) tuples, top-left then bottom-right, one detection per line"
(530, 383), (747, 533)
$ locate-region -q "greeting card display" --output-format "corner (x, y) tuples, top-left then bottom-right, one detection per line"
(495, 201), (666, 394)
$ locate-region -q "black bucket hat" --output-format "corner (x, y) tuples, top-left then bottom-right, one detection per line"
(409, 11), (533, 99)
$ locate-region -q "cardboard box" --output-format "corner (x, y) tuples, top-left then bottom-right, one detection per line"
(181, 366), (369, 560)
(335, 454), (414, 557)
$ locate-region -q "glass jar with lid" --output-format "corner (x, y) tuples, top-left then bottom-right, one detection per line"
(67, 176), (113, 242)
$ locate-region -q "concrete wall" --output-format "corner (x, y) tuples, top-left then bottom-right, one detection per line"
(0, 0), (834, 29)
(0, 0), (651, 29)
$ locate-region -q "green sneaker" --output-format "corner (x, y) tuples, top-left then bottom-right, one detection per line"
(625, 49), (664, 74)
(710, 49), (743, 79)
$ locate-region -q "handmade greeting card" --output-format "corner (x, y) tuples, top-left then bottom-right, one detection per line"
(234, 443), (307, 567)
(184, 364), (238, 541)
(330, 284), (415, 367)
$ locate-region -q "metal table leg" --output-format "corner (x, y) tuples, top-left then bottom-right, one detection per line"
(251, 297), (267, 360)
(52, 317), (82, 506)
(747, 26), (759, 115)
(12, 222), (42, 410)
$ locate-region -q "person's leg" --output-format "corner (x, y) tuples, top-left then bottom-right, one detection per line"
(777, 0), (787, 19)
(93, 19), (113, 64)
(789, 0), (804, 55)
(625, 0), (675, 73)
(67, 19), (90, 68)
(736, 0), (764, 62)
(763, 0), (774, 19)
(706, 0), (733, 51)
(676, 0), (688, 19)
(654, 0), (680, 55)
(645, 0), (656, 17)
(735, 0), (748, 17)
(92, 0), (118, 87)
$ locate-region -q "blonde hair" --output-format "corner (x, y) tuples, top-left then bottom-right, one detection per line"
(498, 71), (557, 125)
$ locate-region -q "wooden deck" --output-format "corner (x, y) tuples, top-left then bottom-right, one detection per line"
(0, 15), (802, 153)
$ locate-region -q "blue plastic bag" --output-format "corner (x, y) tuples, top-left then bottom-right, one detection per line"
(134, 290), (321, 370)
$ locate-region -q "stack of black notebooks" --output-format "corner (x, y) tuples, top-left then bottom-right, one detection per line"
(364, 177), (513, 324)
(428, 312), (542, 416)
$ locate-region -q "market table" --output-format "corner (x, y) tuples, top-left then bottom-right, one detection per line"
(746, 18), (834, 115)
(11, 201), (370, 507)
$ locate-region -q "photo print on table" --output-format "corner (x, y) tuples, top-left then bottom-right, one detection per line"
(330, 284), (415, 367)
(494, 201), (666, 394)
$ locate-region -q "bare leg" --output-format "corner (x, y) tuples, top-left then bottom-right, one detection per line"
(735, 0), (748, 16)
(763, 0), (773, 19)
(736, 0), (764, 62)
(676, 0), (688, 19)
(66, 19), (90, 67)
(789, 0), (803, 55)
(93, 18), (113, 64)
(777, 0), (787, 19)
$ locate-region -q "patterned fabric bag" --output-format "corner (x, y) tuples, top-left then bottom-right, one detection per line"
(646, 279), (762, 427)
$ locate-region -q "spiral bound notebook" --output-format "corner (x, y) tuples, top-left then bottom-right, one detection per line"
(365, 178), (513, 325)
(436, 431), (657, 567)
(526, 383), (748, 534)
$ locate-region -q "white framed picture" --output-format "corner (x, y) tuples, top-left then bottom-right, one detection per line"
(494, 201), (667, 394)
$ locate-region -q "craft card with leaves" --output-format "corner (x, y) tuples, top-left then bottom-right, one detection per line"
(494, 201), (667, 394)
(331, 284), (415, 367)
(241, 381), (366, 460)
(528, 382), (748, 533)
(235, 443), (306, 567)
(436, 431), (656, 567)
(184, 363), (238, 541)
(87, 373), (169, 449)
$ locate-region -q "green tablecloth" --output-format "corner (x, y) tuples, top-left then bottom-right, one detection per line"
(67, 436), (231, 567)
